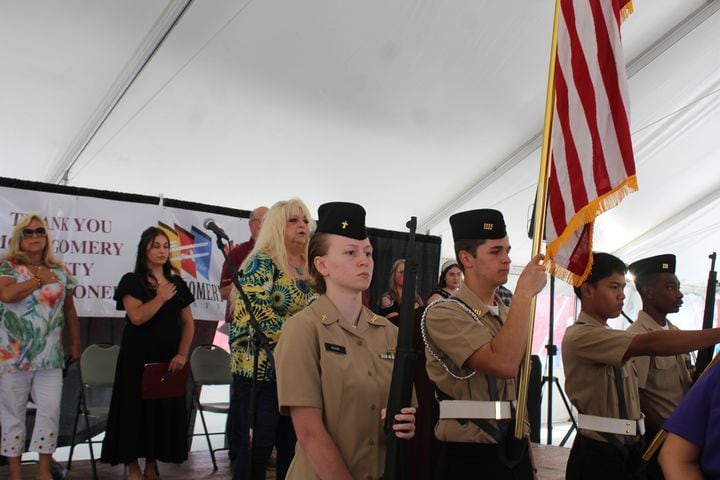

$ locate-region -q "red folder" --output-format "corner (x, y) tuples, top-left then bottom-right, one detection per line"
(141, 362), (188, 400)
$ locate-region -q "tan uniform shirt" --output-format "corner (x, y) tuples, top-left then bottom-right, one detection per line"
(562, 311), (642, 444)
(275, 295), (398, 480)
(626, 311), (692, 433)
(424, 283), (524, 444)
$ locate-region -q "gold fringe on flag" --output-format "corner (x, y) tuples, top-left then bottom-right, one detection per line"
(620, 1), (634, 24)
(545, 174), (638, 286)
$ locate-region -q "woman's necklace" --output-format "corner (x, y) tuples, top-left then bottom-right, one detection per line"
(288, 257), (305, 276)
(28, 263), (44, 275)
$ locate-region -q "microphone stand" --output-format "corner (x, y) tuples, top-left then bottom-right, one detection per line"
(210, 232), (275, 480)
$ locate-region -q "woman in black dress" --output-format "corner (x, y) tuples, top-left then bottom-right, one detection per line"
(101, 227), (195, 480)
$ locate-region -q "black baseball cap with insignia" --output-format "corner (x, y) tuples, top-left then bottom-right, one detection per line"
(628, 254), (676, 277)
(316, 202), (367, 240)
(449, 209), (507, 241)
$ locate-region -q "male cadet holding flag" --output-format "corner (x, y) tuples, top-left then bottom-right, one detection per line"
(562, 252), (720, 480)
(626, 255), (692, 480)
(422, 209), (547, 479)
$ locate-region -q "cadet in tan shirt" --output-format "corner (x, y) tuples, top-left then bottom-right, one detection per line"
(562, 252), (720, 480)
(275, 202), (416, 480)
(423, 209), (546, 479)
(627, 255), (692, 434)
(627, 254), (692, 480)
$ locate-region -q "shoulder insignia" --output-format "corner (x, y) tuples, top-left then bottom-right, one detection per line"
(321, 314), (328, 321)
(369, 314), (379, 324)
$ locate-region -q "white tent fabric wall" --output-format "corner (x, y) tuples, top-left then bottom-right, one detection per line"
(2, 1), (719, 288)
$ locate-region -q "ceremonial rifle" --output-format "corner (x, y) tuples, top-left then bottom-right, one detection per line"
(694, 252), (717, 380)
(383, 217), (418, 480)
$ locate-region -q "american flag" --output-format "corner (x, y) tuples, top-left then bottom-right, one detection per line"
(545, 0), (638, 286)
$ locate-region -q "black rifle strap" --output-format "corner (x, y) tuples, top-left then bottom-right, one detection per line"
(613, 366), (629, 420)
(596, 366), (632, 451)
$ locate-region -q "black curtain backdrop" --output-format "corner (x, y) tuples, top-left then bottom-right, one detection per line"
(367, 226), (442, 311)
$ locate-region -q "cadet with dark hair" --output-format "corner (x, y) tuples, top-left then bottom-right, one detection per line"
(562, 252), (720, 480)
(626, 254), (692, 480)
(422, 209), (547, 479)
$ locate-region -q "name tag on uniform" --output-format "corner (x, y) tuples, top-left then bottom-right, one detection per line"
(324, 343), (346, 354)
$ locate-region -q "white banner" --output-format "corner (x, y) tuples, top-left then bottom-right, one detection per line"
(0, 185), (249, 320)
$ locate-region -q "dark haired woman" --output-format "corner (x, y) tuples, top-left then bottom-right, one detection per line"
(275, 202), (416, 480)
(426, 259), (463, 304)
(101, 227), (195, 480)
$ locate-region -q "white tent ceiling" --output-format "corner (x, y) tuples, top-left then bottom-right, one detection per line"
(2, 0), (720, 290)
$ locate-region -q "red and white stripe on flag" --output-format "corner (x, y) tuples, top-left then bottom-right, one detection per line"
(545, 0), (638, 286)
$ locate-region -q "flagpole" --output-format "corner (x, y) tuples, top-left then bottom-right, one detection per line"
(514, 0), (561, 439)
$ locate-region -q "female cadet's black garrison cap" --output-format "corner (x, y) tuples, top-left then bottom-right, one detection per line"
(628, 254), (676, 276)
(316, 202), (367, 240)
(449, 209), (507, 241)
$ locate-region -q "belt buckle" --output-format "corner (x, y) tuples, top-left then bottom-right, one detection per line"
(495, 402), (502, 420)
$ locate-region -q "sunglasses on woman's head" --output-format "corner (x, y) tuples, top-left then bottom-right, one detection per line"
(21, 227), (47, 238)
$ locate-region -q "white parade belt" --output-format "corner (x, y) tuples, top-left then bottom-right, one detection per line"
(577, 413), (646, 436)
(438, 400), (514, 421)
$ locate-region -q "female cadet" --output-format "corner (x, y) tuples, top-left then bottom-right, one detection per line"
(275, 202), (416, 480)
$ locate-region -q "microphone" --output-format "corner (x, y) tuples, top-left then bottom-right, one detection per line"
(203, 218), (229, 240)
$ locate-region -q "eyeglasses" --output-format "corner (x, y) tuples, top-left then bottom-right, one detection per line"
(21, 227), (47, 238)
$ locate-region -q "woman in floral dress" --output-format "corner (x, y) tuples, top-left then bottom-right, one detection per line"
(0, 214), (80, 480)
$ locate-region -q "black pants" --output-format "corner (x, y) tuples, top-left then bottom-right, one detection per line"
(566, 434), (646, 480)
(231, 375), (295, 480)
(435, 441), (533, 480)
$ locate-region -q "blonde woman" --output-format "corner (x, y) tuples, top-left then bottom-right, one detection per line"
(377, 259), (423, 322)
(229, 198), (318, 480)
(0, 214), (80, 480)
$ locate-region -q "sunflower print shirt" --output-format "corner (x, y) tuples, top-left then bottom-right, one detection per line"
(0, 259), (76, 373)
(230, 252), (317, 381)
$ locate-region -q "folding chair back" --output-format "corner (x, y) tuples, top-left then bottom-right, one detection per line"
(67, 343), (120, 480)
(190, 344), (232, 386)
(189, 344), (232, 471)
(81, 343), (120, 388)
